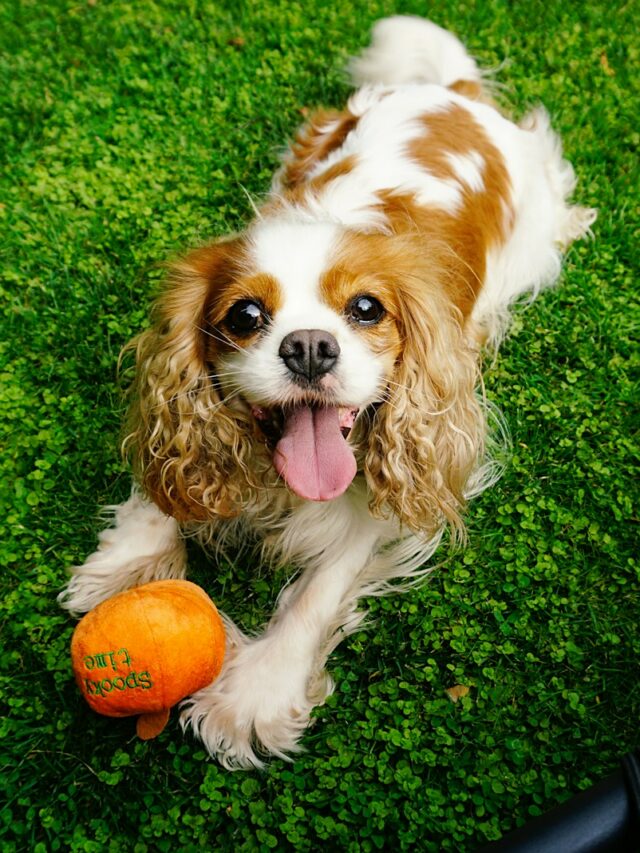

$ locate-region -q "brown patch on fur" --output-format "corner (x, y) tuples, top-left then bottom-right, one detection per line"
(377, 192), (480, 316)
(207, 272), (283, 350)
(319, 264), (403, 366)
(124, 236), (270, 522)
(280, 108), (358, 188)
(276, 155), (358, 210)
(151, 238), (247, 364)
(309, 156), (357, 191)
(448, 79), (483, 100)
(371, 104), (515, 316)
(330, 230), (486, 537)
(166, 244), (282, 355)
(449, 79), (501, 110)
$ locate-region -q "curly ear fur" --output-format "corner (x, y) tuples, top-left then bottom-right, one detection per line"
(124, 240), (258, 522)
(365, 281), (486, 540)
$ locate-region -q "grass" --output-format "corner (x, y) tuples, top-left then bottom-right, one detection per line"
(1, 0), (638, 849)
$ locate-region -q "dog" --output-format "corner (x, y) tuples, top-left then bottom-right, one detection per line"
(59, 16), (595, 768)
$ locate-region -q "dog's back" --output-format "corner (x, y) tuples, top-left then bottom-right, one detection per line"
(277, 15), (596, 345)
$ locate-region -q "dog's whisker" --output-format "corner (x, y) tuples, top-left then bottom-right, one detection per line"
(153, 383), (244, 412)
(196, 325), (246, 353)
(382, 377), (413, 393)
(177, 389), (243, 417)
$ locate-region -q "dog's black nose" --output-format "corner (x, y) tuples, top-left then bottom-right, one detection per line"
(279, 329), (340, 381)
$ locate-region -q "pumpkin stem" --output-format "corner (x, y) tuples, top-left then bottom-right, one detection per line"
(136, 708), (170, 739)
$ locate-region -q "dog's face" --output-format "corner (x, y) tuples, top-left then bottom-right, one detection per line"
(210, 220), (402, 502)
(215, 221), (395, 412)
(128, 215), (485, 535)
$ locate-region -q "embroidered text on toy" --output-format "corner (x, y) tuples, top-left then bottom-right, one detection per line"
(81, 647), (154, 699)
(83, 648), (131, 671)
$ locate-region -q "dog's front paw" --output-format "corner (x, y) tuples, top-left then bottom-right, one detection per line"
(58, 497), (186, 614)
(57, 565), (121, 615)
(57, 550), (181, 615)
(180, 624), (333, 769)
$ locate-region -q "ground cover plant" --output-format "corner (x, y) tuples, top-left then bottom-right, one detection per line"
(1, 0), (638, 849)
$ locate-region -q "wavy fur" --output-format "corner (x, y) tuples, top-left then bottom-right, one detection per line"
(124, 241), (265, 521)
(366, 282), (484, 539)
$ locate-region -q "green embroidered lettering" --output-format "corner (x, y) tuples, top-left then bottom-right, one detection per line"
(81, 670), (154, 700)
(138, 671), (153, 690)
(125, 672), (139, 689)
(85, 650), (123, 671)
(86, 678), (104, 696)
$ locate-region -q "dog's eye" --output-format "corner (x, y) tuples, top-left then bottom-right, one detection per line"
(225, 300), (268, 335)
(348, 295), (385, 326)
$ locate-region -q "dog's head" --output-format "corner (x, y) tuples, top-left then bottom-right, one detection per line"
(127, 217), (485, 535)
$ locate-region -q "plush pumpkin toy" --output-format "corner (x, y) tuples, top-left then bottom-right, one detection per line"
(71, 580), (225, 739)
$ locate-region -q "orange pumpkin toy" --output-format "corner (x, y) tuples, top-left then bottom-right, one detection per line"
(71, 580), (225, 739)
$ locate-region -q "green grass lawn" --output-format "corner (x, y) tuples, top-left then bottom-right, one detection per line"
(1, 0), (638, 849)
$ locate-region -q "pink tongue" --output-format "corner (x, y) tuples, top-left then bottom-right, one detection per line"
(273, 406), (357, 501)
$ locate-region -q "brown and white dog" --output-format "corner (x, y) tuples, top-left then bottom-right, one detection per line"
(60, 17), (595, 768)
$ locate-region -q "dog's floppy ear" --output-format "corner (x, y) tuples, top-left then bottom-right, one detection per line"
(124, 238), (254, 521)
(364, 281), (486, 540)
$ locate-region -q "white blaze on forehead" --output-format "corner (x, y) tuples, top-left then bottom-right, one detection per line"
(249, 219), (342, 327)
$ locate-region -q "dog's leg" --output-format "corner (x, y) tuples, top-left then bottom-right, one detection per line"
(181, 488), (389, 769)
(58, 490), (186, 615)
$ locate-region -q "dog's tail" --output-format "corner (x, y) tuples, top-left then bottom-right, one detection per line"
(349, 16), (482, 91)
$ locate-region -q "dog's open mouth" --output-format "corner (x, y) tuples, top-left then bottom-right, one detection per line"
(251, 404), (359, 501)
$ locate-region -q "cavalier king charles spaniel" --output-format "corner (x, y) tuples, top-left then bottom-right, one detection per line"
(60, 16), (595, 768)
